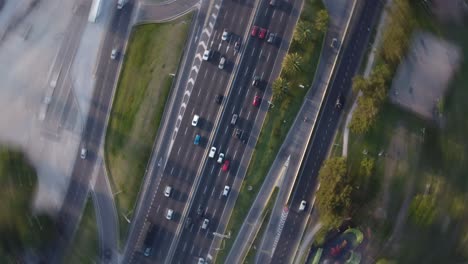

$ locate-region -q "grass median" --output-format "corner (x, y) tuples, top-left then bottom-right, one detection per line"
(65, 199), (99, 263)
(104, 14), (192, 246)
(215, 0), (326, 262)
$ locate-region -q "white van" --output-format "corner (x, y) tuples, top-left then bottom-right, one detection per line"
(80, 148), (87, 159)
(209, 147), (216, 158)
(201, 218), (209, 229)
(164, 186), (172, 197)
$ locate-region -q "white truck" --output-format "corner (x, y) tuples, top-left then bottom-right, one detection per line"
(117, 0), (127, 9)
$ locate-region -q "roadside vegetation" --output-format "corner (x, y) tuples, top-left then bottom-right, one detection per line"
(313, 0), (468, 263)
(215, 0), (327, 262)
(0, 147), (54, 262)
(65, 199), (99, 264)
(104, 14), (192, 246)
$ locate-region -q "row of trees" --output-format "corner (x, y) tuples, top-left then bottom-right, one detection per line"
(349, 0), (415, 134)
(271, 10), (329, 104)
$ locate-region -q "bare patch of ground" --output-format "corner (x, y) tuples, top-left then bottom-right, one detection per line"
(389, 31), (461, 122)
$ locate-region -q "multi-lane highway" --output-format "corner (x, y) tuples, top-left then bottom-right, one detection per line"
(271, 0), (383, 262)
(125, 0), (304, 262)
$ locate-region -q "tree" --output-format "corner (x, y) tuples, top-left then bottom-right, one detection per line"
(349, 96), (379, 134)
(369, 63), (391, 102)
(359, 157), (375, 178)
(293, 21), (313, 44)
(282, 53), (302, 77)
(409, 194), (438, 227)
(314, 10), (329, 33)
(272, 77), (289, 103)
(316, 157), (352, 228)
(352, 75), (370, 94)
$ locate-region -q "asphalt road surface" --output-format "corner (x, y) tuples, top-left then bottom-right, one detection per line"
(271, 0), (383, 262)
(47, 2), (135, 263)
(126, 0), (304, 262)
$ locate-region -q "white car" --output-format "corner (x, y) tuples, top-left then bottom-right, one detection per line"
(201, 218), (209, 229)
(111, 48), (118, 59)
(164, 186), (172, 197)
(223, 185), (230, 196)
(166, 209), (174, 220)
(202, 49), (212, 61)
(192, 114), (200, 126)
(198, 257), (205, 264)
(209, 147), (216, 158)
(299, 200), (307, 211)
(218, 56), (226, 69)
(80, 148), (87, 159)
(217, 153), (225, 164)
(222, 29), (229, 41)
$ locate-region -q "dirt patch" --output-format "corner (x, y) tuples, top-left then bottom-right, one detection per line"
(389, 31), (461, 122)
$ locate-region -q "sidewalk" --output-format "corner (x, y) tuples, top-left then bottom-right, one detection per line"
(223, 0), (358, 263)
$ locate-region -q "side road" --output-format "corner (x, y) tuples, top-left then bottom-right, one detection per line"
(224, 0), (358, 263)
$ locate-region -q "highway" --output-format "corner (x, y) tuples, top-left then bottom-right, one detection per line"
(171, 0), (306, 262)
(125, 0), (304, 262)
(49, 2), (135, 263)
(270, 0), (384, 262)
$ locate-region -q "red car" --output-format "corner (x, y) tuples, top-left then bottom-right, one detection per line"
(251, 26), (259, 37)
(259, 28), (267, 39)
(222, 160), (230, 171)
(252, 95), (261, 107)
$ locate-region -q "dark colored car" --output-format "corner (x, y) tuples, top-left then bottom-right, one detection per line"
(235, 128), (243, 139)
(216, 94), (223, 104)
(259, 28), (267, 39)
(251, 26), (259, 37)
(253, 95), (261, 107)
(197, 205), (204, 216)
(234, 41), (240, 52)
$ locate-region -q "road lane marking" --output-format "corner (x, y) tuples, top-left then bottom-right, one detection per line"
(198, 86), (202, 97)
(218, 42), (222, 50)
(210, 165), (215, 174)
(264, 7), (268, 16)
(267, 51), (271, 62)
(259, 49), (263, 58)
(191, 108), (195, 116)
(233, 150), (238, 161)
(280, 12), (284, 23)
(238, 86), (242, 95)
(251, 47), (256, 56)
(184, 127), (188, 135)
(204, 70), (208, 79)
(225, 126), (229, 134)
(156, 204), (160, 213)
(272, 10), (276, 19)
(247, 111), (251, 120)
(177, 147), (181, 156)
(244, 66), (249, 76)
(211, 188), (216, 197)
(203, 185), (208, 194)
(183, 242), (188, 252)
(209, 21), (214, 28)
(190, 245), (195, 254)
(261, 71), (265, 79)
(171, 167), (174, 175)
(232, 107), (235, 114)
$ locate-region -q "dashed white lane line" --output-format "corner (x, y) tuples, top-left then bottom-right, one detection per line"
(251, 47), (256, 56)
(198, 86), (202, 97)
(267, 51), (271, 62)
(203, 185), (208, 194)
(247, 111), (251, 120)
(261, 71), (265, 79)
(272, 10), (276, 19)
(184, 127), (188, 135)
(233, 150), (238, 161)
(244, 66), (249, 77)
(231, 107), (235, 114)
(211, 188), (216, 197)
(280, 12), (284, 23)
(264, 6), (268, 16)
(171, 167), (174, 175)
(224, 126), (229, 134)
(156, 204), (161, 213)
(210, 164), (215, 174)
(203, 69), (209, 79)
(238, 87), (242, 95)
(190, 245), (195, 254)
(191, 107), (195, 116)
(182, 242), (188, 252)
(259, 49), (263, 58)
(177, 146), (181, 156)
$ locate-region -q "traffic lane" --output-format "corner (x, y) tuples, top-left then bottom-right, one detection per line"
(140, 19), (241, 257)
(273, 0), (381, 261)
(174, 28), (281, 261)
